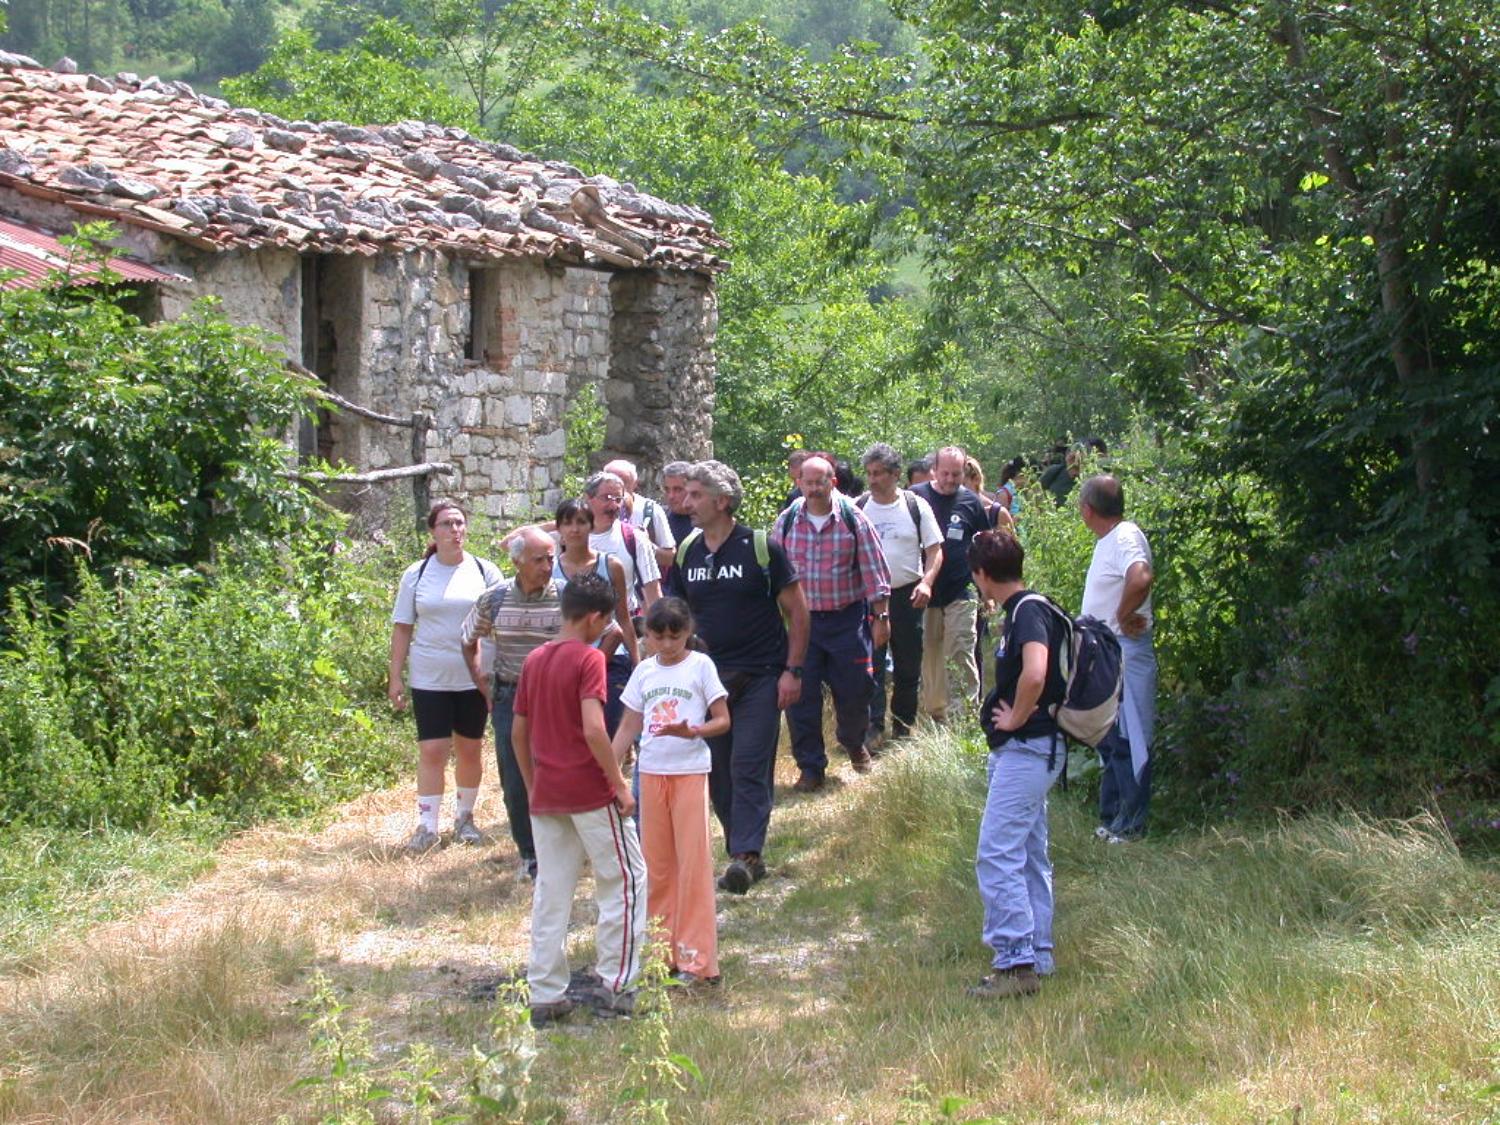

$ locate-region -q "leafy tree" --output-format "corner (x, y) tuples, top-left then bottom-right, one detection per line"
(508, 69), (985, 473)
(0, 227), (322, 593)
(222, 17), (477, 127)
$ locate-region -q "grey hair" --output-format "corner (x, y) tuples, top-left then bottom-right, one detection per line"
(1080, 474), (1125, 519)
(584, 470), (625, 498)
(684, 459), (743, 513)
(510, 525), (555, 563)
(861, 442), (903, 475)
(662, 460), (692, 479)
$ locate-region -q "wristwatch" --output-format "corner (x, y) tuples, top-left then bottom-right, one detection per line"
(873, 612), (891, 621)
(783, 665), (803, 679)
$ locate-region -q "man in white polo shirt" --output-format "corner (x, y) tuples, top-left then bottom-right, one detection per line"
(1079, 474), (1157, 842)
(858, 442), (943, 748)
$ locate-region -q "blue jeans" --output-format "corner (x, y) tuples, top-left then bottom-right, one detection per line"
(787, 601), (874, 774)
(976, 735), (1062, 974)
(1098, 632), (1156, 837)
(707, 669), (782, 857)
(491, 684), (533, 862)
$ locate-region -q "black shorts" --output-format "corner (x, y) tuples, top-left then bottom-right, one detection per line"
(409, 688), (488, 742)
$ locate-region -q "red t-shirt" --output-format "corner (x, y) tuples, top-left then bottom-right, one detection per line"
(514, 638), (614, 815)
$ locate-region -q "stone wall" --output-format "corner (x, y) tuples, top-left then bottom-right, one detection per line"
(1, 187), (718, 530)
(602, 269), (718, 493)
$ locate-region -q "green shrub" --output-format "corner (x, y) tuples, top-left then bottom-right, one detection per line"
(0, 228), (321, 596)
(0, 539), (408, 831)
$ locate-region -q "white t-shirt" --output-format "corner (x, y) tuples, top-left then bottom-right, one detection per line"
(1082, 521), (1154, 636)
(591, 519), (661, 611)
(392, 552), (499, 690)
(861, 491), (943, 588)
(627, 493), (676, 550)
(621, 651), (728, 775)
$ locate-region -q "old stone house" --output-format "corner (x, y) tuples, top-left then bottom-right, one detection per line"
(0, 55), (726, 526)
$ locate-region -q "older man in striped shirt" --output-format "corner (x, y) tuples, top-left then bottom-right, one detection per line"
(772, 455), (892, 791)
(461, 526), (565, 879)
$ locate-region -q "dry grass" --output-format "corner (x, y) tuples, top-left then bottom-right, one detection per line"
(2, 726), (1498, 1123)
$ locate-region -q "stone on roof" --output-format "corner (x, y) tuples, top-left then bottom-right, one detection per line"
(0, 60), (729, 274)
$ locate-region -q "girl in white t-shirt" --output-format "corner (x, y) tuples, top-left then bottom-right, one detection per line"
(610, 598), (730, 985)
(389, 500), (499, 854)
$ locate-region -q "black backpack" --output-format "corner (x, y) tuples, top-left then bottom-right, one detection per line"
(1011, 593), (1123, 753)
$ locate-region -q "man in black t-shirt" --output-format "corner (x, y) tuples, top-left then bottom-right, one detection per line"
(679, 459), (810, 895)
(911, 446), (993, 722)
(966, 529), (1068, 1000)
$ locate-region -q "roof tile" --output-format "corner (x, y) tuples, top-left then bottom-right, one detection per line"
(0, 61), (728, 273)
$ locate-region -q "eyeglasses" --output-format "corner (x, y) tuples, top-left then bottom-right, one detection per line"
(435, 519), (466, 529)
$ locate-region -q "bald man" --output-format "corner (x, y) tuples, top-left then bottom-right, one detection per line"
(461, 526), (565, 879)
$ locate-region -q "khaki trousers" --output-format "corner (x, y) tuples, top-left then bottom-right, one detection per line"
(921, 598), (979, 720)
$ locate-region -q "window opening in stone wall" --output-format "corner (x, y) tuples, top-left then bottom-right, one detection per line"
(105, 281), (161, 324)
(466, 266), (493, 363)
(298, 255), (340, 464)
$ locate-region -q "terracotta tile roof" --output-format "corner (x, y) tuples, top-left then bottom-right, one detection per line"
(0, 213), (188, 290)
(0, 57), (729, 274)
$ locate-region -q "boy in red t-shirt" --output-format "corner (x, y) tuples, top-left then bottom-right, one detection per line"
(513, 572), (645, 1027)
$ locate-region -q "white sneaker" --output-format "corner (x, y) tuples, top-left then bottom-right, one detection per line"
(453, 813), (483, 846)
(404, 826), (440, 854)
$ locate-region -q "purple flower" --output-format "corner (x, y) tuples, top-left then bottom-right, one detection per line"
(1402, 632), (1419, 656)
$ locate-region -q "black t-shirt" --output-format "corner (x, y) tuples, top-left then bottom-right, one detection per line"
(982, 590), (1068, 747)
(911, 482), (992, 606)
(679, 523), (799, 673)
(660, 510), (696, 598)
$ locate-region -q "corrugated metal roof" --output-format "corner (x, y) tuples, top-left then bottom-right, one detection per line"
(0, 215), (186, 290)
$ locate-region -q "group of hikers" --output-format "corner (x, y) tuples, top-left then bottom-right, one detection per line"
(387, 444), (1156, 1023)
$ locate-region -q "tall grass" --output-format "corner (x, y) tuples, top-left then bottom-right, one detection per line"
(2, 729), (1496, 1122)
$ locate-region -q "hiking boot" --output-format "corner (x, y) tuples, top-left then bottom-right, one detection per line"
(585, 985), (636, 1018)
(528, 997), (574, 1028)
(966, 965), (1041, 1000)
(863, 730), (885, 758)
(848, 746), (874, 774)
(1093, 826), (1112, 841)
(669, 969), (722, 989)
(520, 856), (538, 881)
(453, 813), (483, 846)
(403, 826), (440, 855)
(718, 858), (752, 894)
(792, 769), (825, 793)
(717, 852), (766, 894)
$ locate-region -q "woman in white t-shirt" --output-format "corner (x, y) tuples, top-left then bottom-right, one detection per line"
(610, 597), (729, 986)
(389, 500), (500, 854)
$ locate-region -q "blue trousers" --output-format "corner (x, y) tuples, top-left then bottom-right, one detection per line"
(707, 669), (781, 857)
(1097, 632), (1156, 838)
(976, 736), (1062, 974)
(491, 684), (533, 862)
(787, 601), (874, 775)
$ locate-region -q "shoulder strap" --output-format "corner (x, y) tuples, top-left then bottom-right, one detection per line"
(903, 491), (921, 532)
(855, 492), (870, 509)
(753, 528), (770, 570)
(779, 498), (803, 538)
(675, 527), (704, 569)
(837, 495), (860, 539)
(1013, 593), (1074, 679)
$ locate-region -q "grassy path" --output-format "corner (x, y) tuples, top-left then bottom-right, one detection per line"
(2, 729), (1498, 1122)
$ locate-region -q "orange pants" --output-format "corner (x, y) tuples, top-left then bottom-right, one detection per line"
(639, 772), (719, 980)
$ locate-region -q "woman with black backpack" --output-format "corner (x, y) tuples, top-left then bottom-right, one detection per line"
(965, 528), (1069, 999)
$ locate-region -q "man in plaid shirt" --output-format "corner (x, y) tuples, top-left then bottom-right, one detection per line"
(772, 455), (892, 791)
